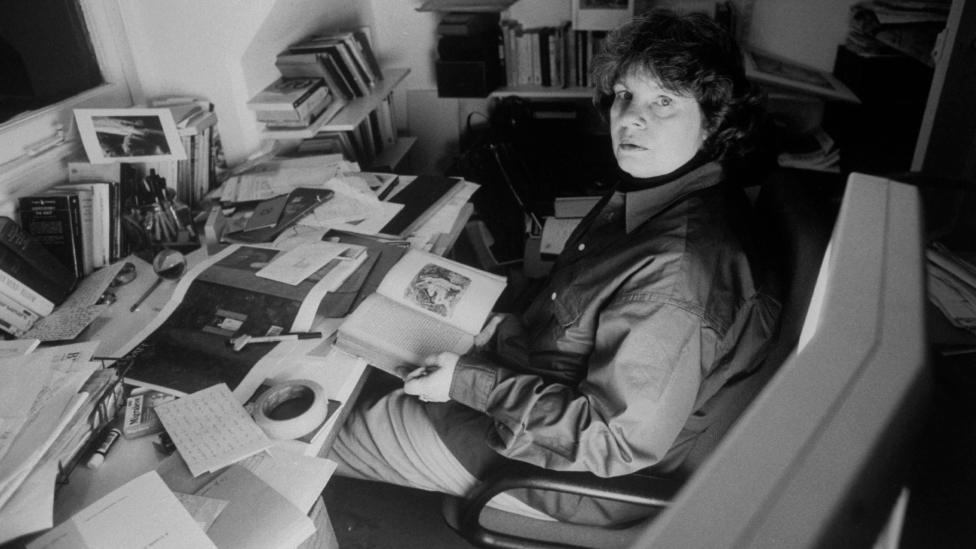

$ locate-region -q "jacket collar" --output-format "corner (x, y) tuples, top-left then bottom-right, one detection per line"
(624, 161), (724, 233)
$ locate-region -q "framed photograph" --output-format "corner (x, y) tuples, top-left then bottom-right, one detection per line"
(743, 49), (860, 104)
(74, 108), (187, 164)
(572, 0), (634, 31)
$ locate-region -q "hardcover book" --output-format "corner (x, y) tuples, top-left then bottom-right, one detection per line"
(335, 248), (506, 374)
(275, 51), (355, 102)
(0, 217), (76, 304)
(224, 187), (334, 244)
(246, 77), (328, 118)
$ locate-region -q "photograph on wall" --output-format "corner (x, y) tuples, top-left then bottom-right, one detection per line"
(74, 108), (187, 164)
(743, 49), (860, 103)
(572, 0), (634, 31)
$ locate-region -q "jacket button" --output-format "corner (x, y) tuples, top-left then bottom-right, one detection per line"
(550, 292), (557, 301)
(577, 243), (586, 251)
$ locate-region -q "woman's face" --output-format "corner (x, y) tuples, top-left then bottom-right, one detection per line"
(609, 69), (706, 178)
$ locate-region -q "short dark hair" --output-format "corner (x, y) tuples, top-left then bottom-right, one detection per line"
(591, 9), (765, 160)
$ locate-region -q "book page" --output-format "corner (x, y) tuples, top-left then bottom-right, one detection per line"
(377, 248), (506, 334)
(339, 293), (473, 371)
(27, 471), (215, 549)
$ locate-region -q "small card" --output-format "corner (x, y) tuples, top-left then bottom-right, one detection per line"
(243, 194), (288, 232)
(155, 383), (272, 478)
(255, 241), (353, 286)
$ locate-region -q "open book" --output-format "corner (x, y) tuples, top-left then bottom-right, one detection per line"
(336, 248), (506, 374)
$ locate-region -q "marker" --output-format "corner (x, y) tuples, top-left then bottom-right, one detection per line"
(87, 428), (122, 469)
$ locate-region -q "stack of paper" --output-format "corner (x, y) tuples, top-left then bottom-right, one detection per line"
(0, 342), (106, 544)
(217, 154), (358, 206)
(928, 242), (976, 335)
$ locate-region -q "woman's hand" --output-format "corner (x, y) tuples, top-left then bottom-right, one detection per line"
(402, 352), (459, 403)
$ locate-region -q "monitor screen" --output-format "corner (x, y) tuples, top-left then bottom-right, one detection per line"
(635, 173), (930, 548)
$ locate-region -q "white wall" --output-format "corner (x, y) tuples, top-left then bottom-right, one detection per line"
(116, 0), (858, 170)
(118, 0), (371, 166)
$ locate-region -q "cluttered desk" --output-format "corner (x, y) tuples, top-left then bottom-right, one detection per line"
(0, 151), (483, 548)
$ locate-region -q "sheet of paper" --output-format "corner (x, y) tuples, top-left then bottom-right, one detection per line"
(155, 383), (272, 478)
(27, 471), (216, 549)
(60, 261), (128, 309)
(0, 339), (40, 359)
(23, 304), (110, 342)
(329, 200), (404, 235)
(238, 447), (337, 513)
(255, 241), (352, 286)
(0, 356), (51, 463)
(195, 464), (315, 549)
(174, 492), (229, 533)
(298, 177), (386, 227)
(0, 459), (57, 545)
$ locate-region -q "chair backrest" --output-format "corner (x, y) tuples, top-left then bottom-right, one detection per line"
(673, 168), (843, 476)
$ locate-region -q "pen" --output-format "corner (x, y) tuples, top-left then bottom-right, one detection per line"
(228, 331), (323, 351)
(87, 427), (122, 469)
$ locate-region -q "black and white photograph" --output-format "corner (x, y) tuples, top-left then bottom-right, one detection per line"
(74, 108), (186, 164)
(1, 0), (970, 547)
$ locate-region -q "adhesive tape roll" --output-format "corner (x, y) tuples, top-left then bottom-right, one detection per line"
(252, 379), (328, 440)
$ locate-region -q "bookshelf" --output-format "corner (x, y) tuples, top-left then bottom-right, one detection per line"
(260, 68), (410, 139)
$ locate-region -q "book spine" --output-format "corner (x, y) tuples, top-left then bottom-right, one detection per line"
(331, 44), (371, 96)
(0, 290), (40, 336)
(0, 266), (55, 316)
(64, 193), (85, 278)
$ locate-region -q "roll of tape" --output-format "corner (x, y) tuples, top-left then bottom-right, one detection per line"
(252, 379), (328, 440)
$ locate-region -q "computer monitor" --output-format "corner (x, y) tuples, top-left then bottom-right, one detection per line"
(635, 173), (930, 548)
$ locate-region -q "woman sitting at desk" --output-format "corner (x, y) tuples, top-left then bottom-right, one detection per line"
(329, 9), (780, 525)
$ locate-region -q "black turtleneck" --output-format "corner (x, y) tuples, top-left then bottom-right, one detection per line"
(616, 150), (713, 193)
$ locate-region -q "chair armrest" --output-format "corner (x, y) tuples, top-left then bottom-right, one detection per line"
(456, 462), (682, 549)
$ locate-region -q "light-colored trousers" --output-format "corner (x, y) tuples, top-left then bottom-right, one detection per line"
(328, 389), (552, 520)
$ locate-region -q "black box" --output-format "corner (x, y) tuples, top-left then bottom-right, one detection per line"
(436, 60), (500, 98)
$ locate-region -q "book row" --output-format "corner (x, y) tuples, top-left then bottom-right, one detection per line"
(247, 28), (384, 131)
(500, 20), (608, 89)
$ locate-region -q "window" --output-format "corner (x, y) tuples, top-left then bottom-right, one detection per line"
(0, 0), (138, 208)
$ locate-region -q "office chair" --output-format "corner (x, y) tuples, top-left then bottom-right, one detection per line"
(442, 168), (843, 549)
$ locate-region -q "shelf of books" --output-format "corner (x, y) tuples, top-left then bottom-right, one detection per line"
(259, 68), (409, 139)
(491, 85), (593, 99)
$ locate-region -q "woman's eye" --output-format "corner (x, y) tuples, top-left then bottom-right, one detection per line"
(656, 96), (673, 107)
(614, 90), (631, 100)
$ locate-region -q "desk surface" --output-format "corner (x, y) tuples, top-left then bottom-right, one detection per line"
(47, 178), (474, 543)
